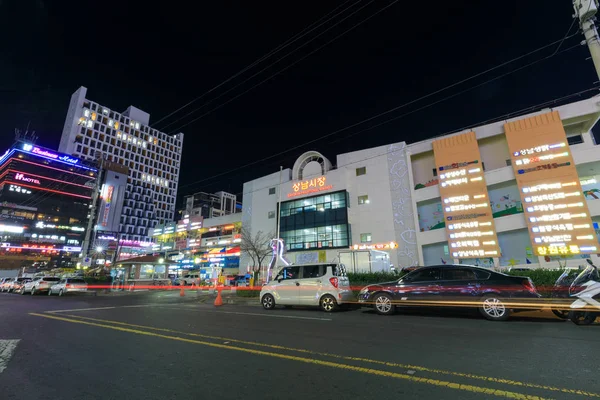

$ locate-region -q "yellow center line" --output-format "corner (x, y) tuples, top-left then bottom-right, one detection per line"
(55, 313), (597, 399)
(30, 312), (545, 400)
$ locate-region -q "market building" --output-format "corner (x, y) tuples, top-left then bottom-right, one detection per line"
(241, 96), (600, 271)
(0, 140), (97, 270)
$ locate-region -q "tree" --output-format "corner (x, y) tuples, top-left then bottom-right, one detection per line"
(240, 227), (273, 274)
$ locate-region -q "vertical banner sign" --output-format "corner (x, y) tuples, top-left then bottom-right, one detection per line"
(101, 186), (114, 227)
(504, 111), (597, 256)
(433, 132), (500, 259)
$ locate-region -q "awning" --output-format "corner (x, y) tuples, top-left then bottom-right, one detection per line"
(225, 246), (240, 255)
(208, 247), (225, 254)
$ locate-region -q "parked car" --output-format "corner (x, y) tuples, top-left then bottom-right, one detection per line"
(358, 264), (541, 321)
(179, 273), (200, 286)
(48, 278), (88, 296)
(21, 277), (61, 295)
(8, 278), (31, 293)
(260, 263), (352, 312)
(0, 277), (15, 292)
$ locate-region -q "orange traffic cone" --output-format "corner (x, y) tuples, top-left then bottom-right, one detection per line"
(214, 286), (223, 307)
(180, 284), (185, 297)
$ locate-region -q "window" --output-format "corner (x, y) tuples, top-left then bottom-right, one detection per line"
(505, 159), (512, 166)
(360, 233), (372, 243)
(268, 211), (275, 219)
(441, 268), (477, 281)
(275, 266), (300, 281)
(404, 268), (440, 282)
(268, 187), (276, 195)
(356, 166), (366, 176)
(432, 168), (438, 177)
(358, 195), (369, 205)
(302, 265), (323, 278)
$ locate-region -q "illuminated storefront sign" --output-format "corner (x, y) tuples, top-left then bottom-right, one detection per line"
(14, 173), (40, 185)
(433, 131), (501, 259)
(351, 241), (398, 251)
(9, 185), (32, 194)
(35, 222), (85, 232)
(0, 224), (24, 234)
(23, 144), (80, 165)
(288, 176), (333, 198)
(504, 111), (598, 256)
(101, 185), (114, 227)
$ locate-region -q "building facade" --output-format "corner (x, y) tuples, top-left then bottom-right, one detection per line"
(242, 96), (600, 271)
(59, 86), (184, 242)
(0, 141), (97, 269)
(178, 191), (240, 219)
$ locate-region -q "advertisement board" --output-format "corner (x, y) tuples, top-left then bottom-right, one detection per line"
(432, 131), (501, 259)
(96, 170), (127, 233)
(504, 111), (598, 256)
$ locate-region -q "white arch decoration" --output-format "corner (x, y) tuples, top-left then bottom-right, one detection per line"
(292, 150), (332, 181)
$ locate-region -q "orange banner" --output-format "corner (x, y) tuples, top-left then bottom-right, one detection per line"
(432, 131), (500, 259)
(504, 111), (597, 256)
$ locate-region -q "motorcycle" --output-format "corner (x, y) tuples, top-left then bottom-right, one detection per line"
(550, 268), (578, 319)
(568, 259), (600, 325)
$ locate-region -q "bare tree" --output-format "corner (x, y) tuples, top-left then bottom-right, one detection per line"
(240, 227), (273, 274)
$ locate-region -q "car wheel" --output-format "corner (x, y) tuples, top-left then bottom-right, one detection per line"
(48, 289), (52, 296)
(373, 293), (395, 315)
(479, 295), (510, 321)
(319, 295), (338, 313)
(261, 294), (275, 310)
(551, 308), (569, 320)
(31, 288), (36, 296)
(21, 288), (26, 295)
(568, 310), (597, 325)
(58, 290), (64, 297)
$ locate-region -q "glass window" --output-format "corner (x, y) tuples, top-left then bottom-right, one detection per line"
(276, 266), (300, 280)
(404, 268), (441, 282)
(358, 195), (369, 205)
(356, 166), (366, 176)
(360, 233), (372, 243)
(302, 265), (323, 278)
(268, 211), (275, 219)
(269, 187), (276, 195)
(441, 268), (477, 281)
(473, 269), (491, 280)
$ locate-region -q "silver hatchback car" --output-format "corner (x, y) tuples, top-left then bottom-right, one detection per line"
(48, 278), (88, 296)
(260, 263), (352, 312)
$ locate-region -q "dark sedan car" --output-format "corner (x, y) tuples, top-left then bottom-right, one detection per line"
(358, 265), (541, 321)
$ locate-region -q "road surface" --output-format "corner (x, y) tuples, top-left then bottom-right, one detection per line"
(0, 290), (599, 400)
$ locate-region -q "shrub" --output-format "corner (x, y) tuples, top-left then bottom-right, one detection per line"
(236, 287), (260, 298)
(347, 272), (405, 290)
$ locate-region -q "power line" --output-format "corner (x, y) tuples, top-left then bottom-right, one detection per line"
(232, 87), (599, 200)
(153, 0), (360, 129)
(177, 31), (581, 191)
(162, 0), (386, 133)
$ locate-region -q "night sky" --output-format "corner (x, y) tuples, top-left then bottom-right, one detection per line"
(1, 0), (598, 203)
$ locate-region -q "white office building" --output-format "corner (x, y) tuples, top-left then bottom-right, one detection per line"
(59, 86), (184, 242)
(242, 96), (600, 271)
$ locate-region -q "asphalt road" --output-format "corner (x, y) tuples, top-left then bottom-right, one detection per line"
(1, 290), (599, 400)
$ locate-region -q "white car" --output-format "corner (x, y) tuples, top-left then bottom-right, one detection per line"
(48, 278), (88, 296)
(260, 263), (352, 312)
(21, 277), (61, 295)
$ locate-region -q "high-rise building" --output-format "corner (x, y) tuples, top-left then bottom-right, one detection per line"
(0, 141), (96, 270)
(178, 191), (240, 219)
(59, 86), (184, 242)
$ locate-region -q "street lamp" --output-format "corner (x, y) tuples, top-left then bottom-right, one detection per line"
(96, 246), (104, 253)
(158, 258), (165, 264)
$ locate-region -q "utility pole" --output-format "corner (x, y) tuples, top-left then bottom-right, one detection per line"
(274, 166), (283, 273)
(81, 156), (105, 260)
(574, 0), (600, 80)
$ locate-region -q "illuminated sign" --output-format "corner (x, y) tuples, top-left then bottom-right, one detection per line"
(26, 144), (80, 165)
(35, 222), (85, 231)
(101, 185), (114, 227)
(433, 131), (500, 259)
(288, 176), (333, 198)
(9, 185), (32, 194)
(62, 246), (82, 252)
(14, 173), (40, 185)
(0, 224), (24, 234)
(351, 242), (398, 251)
(504, 111), (598, 256)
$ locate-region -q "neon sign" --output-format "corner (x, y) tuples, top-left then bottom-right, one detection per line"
(20, 143), (95, 171)
(101, 185), (114, 227)
(288, 176), (333, 198)
(351, 242), (398, 251)
(14, 173), (40, 185)
(9, 185), (32, 194)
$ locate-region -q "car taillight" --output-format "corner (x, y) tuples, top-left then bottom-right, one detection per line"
(66, 284), (72, 288)
(329, 277), (339, 288)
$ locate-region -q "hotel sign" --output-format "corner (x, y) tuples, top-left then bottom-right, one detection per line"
(433, 132), (501, 259)
(14, 173), (40, 185)
(288, 176), (333, 198)
(504, 111), (597, 256)
(22, 143), (80, 165)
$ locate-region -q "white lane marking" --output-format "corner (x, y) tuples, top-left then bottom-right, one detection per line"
(154, 306), (332, 321)
(0, 339), (20, 374)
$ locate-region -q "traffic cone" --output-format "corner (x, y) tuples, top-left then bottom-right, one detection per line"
(214, 286), (223, 307)
(180, 283), (185, 297)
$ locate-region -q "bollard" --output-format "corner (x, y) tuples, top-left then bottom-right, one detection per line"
(214, 285), (223, 307)
(180, 283), (185, 297)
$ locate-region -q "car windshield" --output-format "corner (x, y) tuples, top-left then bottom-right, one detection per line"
(69, 279), (86, 284)
(43, 278), (60, 282)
